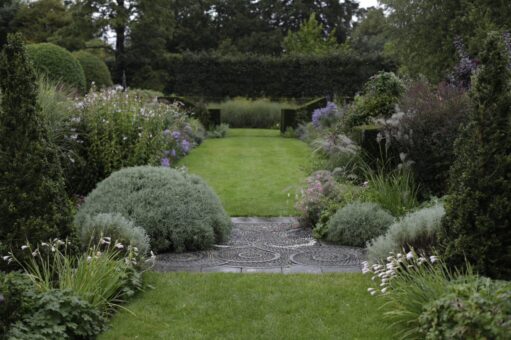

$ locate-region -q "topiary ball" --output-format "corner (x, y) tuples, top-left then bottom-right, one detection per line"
(75, 166), (231, 253)
(26, 43), (86, 92)
(72, 51), (113, 91)
(326, 202), (394, 247)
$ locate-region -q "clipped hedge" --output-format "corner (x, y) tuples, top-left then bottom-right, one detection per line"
(26, 43), (86, 92)
(166, 53), (393, 98)
(73, 51), (113, 91)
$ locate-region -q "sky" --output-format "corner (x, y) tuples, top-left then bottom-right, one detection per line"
(358, 0), (380, 8)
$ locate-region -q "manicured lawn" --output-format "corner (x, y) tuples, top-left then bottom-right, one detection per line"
(179, 129), (310, 216)
(101, 272), (392, 340)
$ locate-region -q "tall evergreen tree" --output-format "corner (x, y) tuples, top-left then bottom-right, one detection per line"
(0, 33), (72, 266)
(440, 32), (511, 280)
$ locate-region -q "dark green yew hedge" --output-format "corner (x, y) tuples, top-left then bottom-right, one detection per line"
(165, 53), (394, 98)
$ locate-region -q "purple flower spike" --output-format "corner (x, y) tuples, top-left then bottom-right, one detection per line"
(171, 131), (181, 140)
(181, 139), (191, 154)
(161, 157), (171, 167)
(171, 149), (176, 157)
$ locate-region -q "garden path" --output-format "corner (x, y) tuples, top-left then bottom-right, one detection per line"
(155, 218), (364, 273)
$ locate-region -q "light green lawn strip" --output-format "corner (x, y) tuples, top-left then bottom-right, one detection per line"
(179, 129), (310, 216)
(101, 272), (392, 340)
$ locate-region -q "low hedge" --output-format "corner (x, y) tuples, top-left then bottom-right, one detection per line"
(166, 52), (394, 98)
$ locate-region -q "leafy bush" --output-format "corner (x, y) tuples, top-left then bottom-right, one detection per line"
(441, 32), (511, 280)
(326, 202), (394, 247)
(419, 278), (511, 339)
(76, 166), (231, 253)
(344, 71), (404, 129)
(211, 97), (285, 128)
(367, 201), (445, 263)
(78, 213), (151, 257)
(167, 52), (393, 98)
(207, 123), (230, 138)
(0, 34), (72, 269)
(0, 272), (36, 335)
(73, 50), (113, 91)
(68, 88), (202, 195)
(26, 42), (86, 92)
(380, 80), (470, 196)
(7, 289), (106, 340)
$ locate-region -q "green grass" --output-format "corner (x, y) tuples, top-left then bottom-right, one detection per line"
(101, 272), (392, 340)
(179, 129), (310, 216)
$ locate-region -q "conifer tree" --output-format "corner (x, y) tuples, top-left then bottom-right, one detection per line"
(0, 33), (72, 265)
(440, 32), (511, 280)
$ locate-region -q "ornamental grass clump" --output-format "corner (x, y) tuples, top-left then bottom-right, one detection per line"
(75, 166), (231, 253)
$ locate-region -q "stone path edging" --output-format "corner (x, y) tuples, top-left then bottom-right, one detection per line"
(154, 217), (365, 274)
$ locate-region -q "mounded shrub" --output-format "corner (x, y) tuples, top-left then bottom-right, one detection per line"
(419, 278), (511, 339)
(26, 42), (86, 92)
(73, 51), (113, 91)
(0, 34), (73, 269)
(0, 272), (35, 335)
(326, 202), (394, 247)
(75, 166), (231, 253)
(367, 202), (445, 263)
(77, 213), (151, 256)
(440, 32), (511, 280)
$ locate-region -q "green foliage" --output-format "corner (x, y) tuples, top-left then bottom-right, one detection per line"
(78, 213), (151, 257)
(7, 289), (106, 340)
(0, 272), (36, 335)
(26, 42), (86, 92)
(381, 0), (511, 82)
(76, 166), (231, 253)
(0, 0), (20, 47)
(283, 13), (339, 55)
(382, 81), (470, 197)
(73, 50), (113, 91)
(440, 32), (511, 280)
(0, 34), (72, 268)
(326, 202), (394, 247)
(360, 167), (419, 217)
(344, 71), (404, 128)
(211, 97), (288, 128)
(349, 8), (391, 57)
(166, 53), (393, 98)
(419, 278), (511, 339)
(367, 202), (445, 263)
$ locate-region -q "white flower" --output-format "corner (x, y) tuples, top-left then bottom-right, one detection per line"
(114, 243), (124, 249)
(41, 242), (48, 247)
(370, 290), (377, 296)
(367, 288), (375, 292)
(32, 250), (39, 257)
(21, 245), (29, 250)
(381, 287), (388, 294)
(51, 246), (56, 253)
(87, 256), (92, 262)
(2, 255), (10, 261)
(430, 255), (438, 263)
(406, 251), (414, 260)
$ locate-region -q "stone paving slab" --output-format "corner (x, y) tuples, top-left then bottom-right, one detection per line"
(154, 218), (365, 274)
